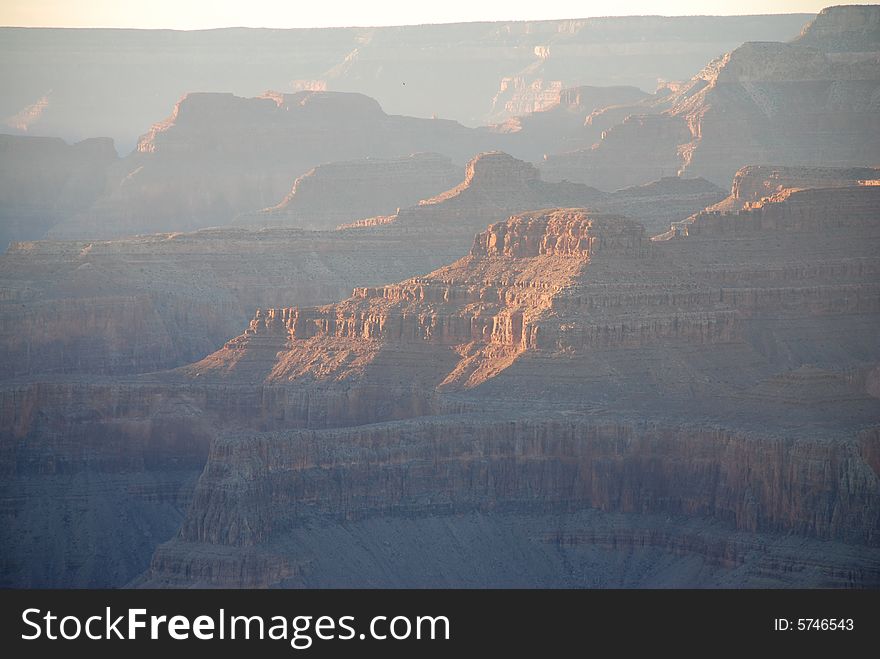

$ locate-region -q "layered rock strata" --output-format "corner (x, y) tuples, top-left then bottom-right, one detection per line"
(135, 193), (880, 587)
(1, 153), (715, 378)
(708, 164), (880, 211)
(541, 6), (880, 189)
(3, 178), (878, 589)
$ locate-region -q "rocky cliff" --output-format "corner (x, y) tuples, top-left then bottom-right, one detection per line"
(135, 191), (880, 587)
(144, 416), (878, 588)
(541, 6), (880, 190)
(708, 164), (880, 211)
(0, 152), (719, 379)
(793, 4), (880, 52)
(3, 173), (878, 589)
(0, 380), (214, 586)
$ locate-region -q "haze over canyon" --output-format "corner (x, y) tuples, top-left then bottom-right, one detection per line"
(1, 4), (878, 588)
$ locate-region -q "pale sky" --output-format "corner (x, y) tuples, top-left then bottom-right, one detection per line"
(0, 0), (863, 30)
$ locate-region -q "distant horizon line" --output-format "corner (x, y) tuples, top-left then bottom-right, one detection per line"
(0, 12), (818, 32)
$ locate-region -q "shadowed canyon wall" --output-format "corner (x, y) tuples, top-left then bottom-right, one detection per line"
(541, 6), (880, 190)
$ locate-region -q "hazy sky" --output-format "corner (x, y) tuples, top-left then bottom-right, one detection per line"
(0, 0), (862, 29)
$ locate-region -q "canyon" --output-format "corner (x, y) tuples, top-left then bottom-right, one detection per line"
(146, 184), (880, 587)
(2, 180), (877, 587)
(0, 152), (722, 380)
(1, 7), (874, 247)
(0, 5), (878, 591)
(1, 15), (811, 150)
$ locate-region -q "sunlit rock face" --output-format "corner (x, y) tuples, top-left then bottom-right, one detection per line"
(708, 164), (880, 212)
(2, 7), (878, 590)
(139, 193), (879, 587)
(7, 183), (874, 588)
(0, 150), (719, 381)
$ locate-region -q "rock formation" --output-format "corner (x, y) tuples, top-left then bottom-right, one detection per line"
(345, 152), (719, 236)
(0, 152), (717, 379)
(5, 178), (875, 588)
(236, 154), (463, 230)
(541, 5), (880, 189)
(0, 15), (811, 149)
(793, 4), (880, 52)
(708, 164), (880, 211)
(48, 91), (498, 239)
(139, 191), (880, 587)
(0, 228), (455, 378)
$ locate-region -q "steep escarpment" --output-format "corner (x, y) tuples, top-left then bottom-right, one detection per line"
(0, 135), (117, 245)
(186, 418), (879, 547)
(185, 209), (650, 389)
(793, 4), (880, 52)
(665, 181), (880, 238)
(541, 6), (880, 190)
(0, 152), (628, 379)
(49, 91), (496, 238)
(136, 185), (880, 587)
(0, 380), (215, 587)
(236, 154), (463, 230)
(146, 185), (880, 400)
(4, 182), (879, 587)
(144, 415), (879, 587)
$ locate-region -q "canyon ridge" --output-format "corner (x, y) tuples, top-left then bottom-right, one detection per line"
(0, 4), (878, 589)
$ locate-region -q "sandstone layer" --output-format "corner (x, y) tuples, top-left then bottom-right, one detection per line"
(0, 152), (716, 379)
(707, 164), (880, 212)
(6, 183), (868, 588)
